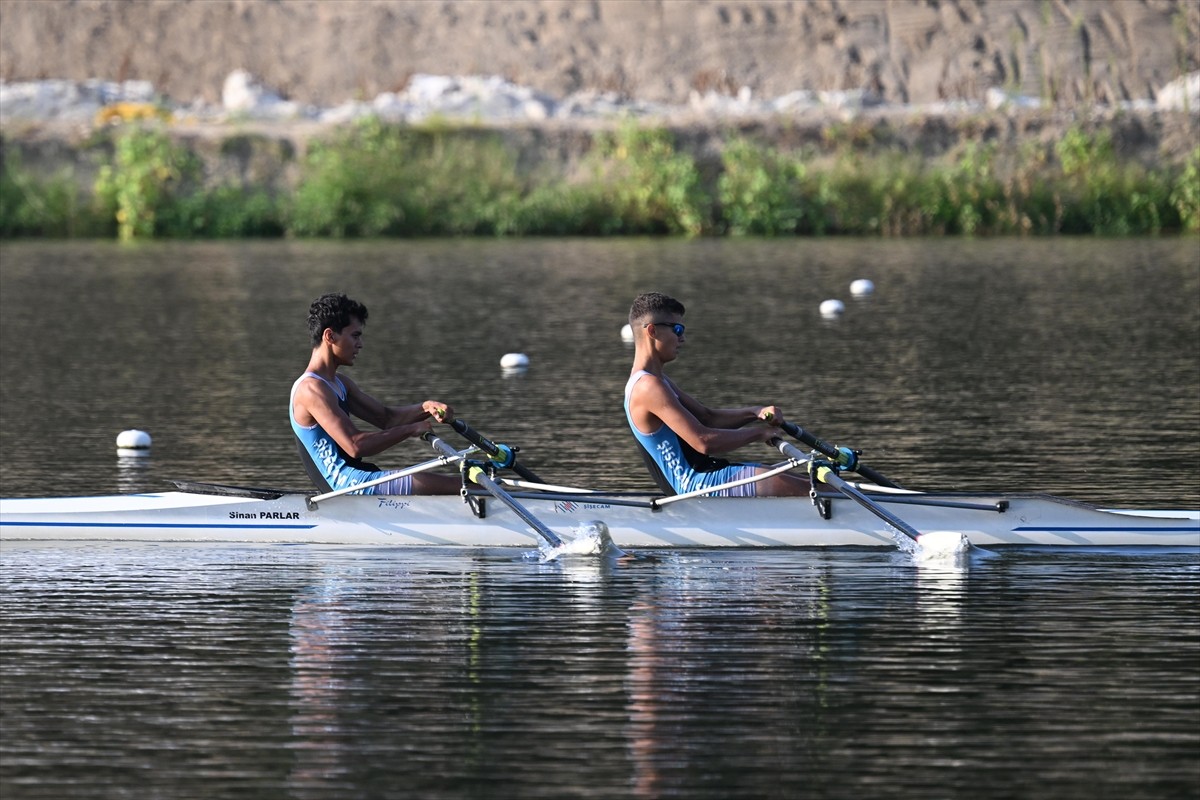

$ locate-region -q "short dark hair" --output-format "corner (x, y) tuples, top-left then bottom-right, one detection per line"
(308, 293), (368, 345)
(629, 292), (685, 325)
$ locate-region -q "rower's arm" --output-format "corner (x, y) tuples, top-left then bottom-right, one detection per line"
(295, 378), (430, 459)
(674, 383), (782, 429)
(636, 376), (775, 456)
(342, 376), (453, 429)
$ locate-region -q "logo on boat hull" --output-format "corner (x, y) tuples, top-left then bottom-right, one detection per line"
(376, 498), (411, 510)
(553, 501), (613, 514)
(229, 511), (301, 520)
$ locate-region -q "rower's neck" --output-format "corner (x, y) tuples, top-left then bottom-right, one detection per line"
(630, 347), (665, 377)
(305, 350), (340, 380)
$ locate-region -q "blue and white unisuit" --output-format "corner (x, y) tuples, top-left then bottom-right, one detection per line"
(623, 370), (758, 497)
(290, 372), (411, 495)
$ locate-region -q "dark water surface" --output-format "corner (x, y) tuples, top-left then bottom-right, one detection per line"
(1, 238), (1197, 505)
(2, 542), (1198, 800)
(2, 239), (1199, 798)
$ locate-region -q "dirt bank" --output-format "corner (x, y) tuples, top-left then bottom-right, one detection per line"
(2, 0), (1197, 216)
(2, 0), (1197, 109)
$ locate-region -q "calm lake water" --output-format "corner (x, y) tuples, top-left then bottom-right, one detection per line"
(1, 238), (1199, 799)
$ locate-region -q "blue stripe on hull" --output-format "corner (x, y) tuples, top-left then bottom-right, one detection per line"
(0, 521), (317, 530)
(1014, 526), (1198, 532)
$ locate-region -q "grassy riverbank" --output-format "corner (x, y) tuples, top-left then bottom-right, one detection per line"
(2, 117), (1197, 239)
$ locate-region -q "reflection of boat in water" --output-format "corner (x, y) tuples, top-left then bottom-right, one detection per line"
(1, 478), (1196, 548)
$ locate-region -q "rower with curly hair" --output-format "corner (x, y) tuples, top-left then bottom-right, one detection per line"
(290, 292), (461, 495)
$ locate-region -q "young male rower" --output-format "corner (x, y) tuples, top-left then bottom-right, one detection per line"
(624, 291), (812, 497)
(290, 292), (462, 495)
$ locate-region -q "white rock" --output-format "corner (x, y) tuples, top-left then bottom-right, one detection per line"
(1157, 72), (1200, 111)
(222, 69), (297, 115)
(985, 86), (1044, 110)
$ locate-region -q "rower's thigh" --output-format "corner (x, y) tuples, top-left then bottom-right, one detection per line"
(756, 470), (812, 497)
(413, 472), (463, 495)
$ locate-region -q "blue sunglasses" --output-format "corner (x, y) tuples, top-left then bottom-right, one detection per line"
(645, 321), (685, 337)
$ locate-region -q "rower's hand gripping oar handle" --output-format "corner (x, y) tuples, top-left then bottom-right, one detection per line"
(779, 420), (900, 489)
(448, 419), (545, 483)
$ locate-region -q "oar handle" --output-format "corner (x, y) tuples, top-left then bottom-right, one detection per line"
(780, 421), (899, 489)
(449, 419), (544, 483)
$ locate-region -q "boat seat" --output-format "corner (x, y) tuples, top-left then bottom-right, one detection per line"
(634, 442), (677, 496)
(295, 436), (383, 494)
(296, 438), (334, 493)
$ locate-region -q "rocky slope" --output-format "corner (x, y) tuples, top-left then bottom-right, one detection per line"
(2, 0), (1196, 110)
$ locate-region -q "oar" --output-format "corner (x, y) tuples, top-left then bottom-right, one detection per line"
(448, 418), (545, 483)
(779, 420), (900, 489)
(770, 437), (966, 554)
(424, 432), (563, 549)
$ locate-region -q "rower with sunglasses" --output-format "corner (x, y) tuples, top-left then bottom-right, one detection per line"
(624, 292), (812, 497)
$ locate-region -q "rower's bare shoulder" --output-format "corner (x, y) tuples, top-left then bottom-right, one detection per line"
(294, 375), (336, 409)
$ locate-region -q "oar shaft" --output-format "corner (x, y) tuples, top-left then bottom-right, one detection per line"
(468, 468), (564, 549)
(496, 477), (598, 494)
(425, 433), (563, 548)
(815, 466), (921, 541)
(450, 419), (544, 483)
(771, 436), (919, 540)
(307, 447), (474, 507)
(780, 421), (899, 488)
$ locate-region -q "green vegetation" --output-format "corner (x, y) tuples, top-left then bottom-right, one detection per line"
(2, 118), (1197, 239)
(0, 153), (105, 237)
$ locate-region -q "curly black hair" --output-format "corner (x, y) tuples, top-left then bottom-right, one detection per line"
(307, 293), (369, 345)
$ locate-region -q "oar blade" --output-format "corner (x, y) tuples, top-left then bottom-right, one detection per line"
(915, 530), (972, 560)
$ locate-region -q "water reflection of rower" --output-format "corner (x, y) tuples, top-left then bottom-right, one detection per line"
(626, 598), (665, 799)
(287, 571), (352, 793)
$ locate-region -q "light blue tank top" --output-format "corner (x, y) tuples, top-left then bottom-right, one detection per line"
(624, 370), (749, 495)
(290, 372), (382, 494)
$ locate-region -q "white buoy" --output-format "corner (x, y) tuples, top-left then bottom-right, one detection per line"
(819, 299), (845, 318)
(620, 323), (634, 342)
(499, 352), (530, 369)
(850, 278), (875, 297)
(116, 429), (152, 457)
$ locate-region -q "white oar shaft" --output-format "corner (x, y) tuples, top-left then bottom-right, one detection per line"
(652, 458), (805, 507)
(307, 446), (476, 507)
(495, 478), (599, 494)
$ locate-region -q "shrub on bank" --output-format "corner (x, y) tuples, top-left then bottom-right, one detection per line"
(1, 119), (1196, 238)
(0, 152), (107, 237)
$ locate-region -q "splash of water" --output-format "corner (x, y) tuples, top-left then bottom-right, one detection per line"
(536, 520), (627, 562)
(890, 527), (972, 562)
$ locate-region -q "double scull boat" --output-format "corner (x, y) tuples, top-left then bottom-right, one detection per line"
(2, 423), (1196, 550)
(2, 479), (1196, 549)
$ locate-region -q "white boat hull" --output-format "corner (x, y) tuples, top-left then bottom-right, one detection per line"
(2, 485), (1197, 549)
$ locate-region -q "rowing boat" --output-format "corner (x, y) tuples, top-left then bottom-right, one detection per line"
(1, 478), (1196, 549)
(3, 420), (1197, 550)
